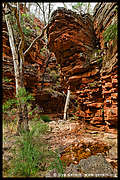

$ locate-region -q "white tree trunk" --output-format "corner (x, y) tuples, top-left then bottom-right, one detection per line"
(63, 88), (70, 120)
(5, 7), (20, 96)
(5, 4), (29, 133)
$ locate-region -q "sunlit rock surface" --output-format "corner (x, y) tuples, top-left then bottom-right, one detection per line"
(47, 4), (118, 127)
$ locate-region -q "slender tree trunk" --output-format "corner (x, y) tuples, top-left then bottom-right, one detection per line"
(48, 2), (51, 21)
(23, 2), (27, 13)
(4, 2), (48, 133)
(16, 2), (29, 133)
(5, 4), (29, 134)
(87, 2), (90, 14)
(42, 2), (46, 25)
(63, 87), (70, 120)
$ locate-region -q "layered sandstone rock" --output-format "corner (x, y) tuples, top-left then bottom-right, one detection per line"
(3, 3), (118, 125)
(93, 2), (118, 127)
(47, 8), (103, 125)
(47, 5), (118, 127)
(2, 16), (65, 114)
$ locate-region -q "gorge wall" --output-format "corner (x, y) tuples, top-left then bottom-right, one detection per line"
(2, 14), (65, 115)
(2, 2), (117, 127)
(47, 3), (118, 127)
(94, 3), (118, 127)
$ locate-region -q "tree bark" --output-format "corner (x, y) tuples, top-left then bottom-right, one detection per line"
(42, 2), (46, 25)
(4, 4), (29, 134)
(4, 2), (48, 133)
(48, 2), (51, 21)
(4, 5), (20, 96)
(63, 87), (70, 120)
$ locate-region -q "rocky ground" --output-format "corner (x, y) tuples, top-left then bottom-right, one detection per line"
(3, 118), (117, 178)
(45, 118), (118, 177)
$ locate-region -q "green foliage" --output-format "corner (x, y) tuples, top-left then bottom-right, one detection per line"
(22, 26), (32, 36)
(3, 77), (12, 83)
(72, 2), (92, 14)
(71, 114), (79, 120)
(3, 88), (35, 129)
(2, 98), (18, 130)
(50, 70), (59, 82)
(97, 57), (102, 63)
(40, 47), (47, 56)
(3, 99), (17, 113)
(9, 121), (49, 177)
(21, 13), (31, 19)
(31, 122), (49, 136)
(48, 150), (66, 177)
(89, 81), (96, 87)
(35, 26), (40, 30)
(9, 11), (35, 45)
(40, 115), (51, 122)
(103, 23), (117, 43)
(13, 23), (19, 31)
(3, 88), (34, 115)
(72, 2), (84, 10)
(16, 87), (35, 104)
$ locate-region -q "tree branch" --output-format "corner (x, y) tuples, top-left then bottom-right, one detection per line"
(15, 3), (24, 53)
(23, 24), (48, 55)
(7, 2), (17, 11)
(36, 2), (43, 13)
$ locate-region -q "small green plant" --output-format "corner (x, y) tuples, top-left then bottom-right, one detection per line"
(35, 26), (40, 30)
(101, 108), (104, 113)
(16, 87), (35, 104)
(3, 88), (35, 129)
(40, 47), (47, 56)
(40, 47), (47, 52)
(40, 115), (51, 122)
(9, 132), (40, 176)
(22, 26), (33, 36)
(2, 98), (17, 129)
(71, 114), (79, 120)
(103, 23), (117, 43)
(97, 57), (102, 63)
(3, 77), (12, 83)
(89, 82), (96, 87)
(9, 121), (49, 177)
(50, 70), (59, 82)
(3, 99), (17, 113)
(48, 150), (66, 177)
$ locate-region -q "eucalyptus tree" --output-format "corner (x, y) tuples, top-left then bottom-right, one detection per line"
(3, 2), (47, 134)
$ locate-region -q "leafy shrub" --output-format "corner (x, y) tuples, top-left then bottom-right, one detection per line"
(2, 98), (17, 129)
(9, 122), (49, 177)
(48, 150), (66, 177)
(103, 23), (117, 43)
(3, 88), (35, 129)
(3, 77), (12, 83)
(16, 87), (35, 104)
(9, 133), (40, 176)
(97, 57), (102, 63)
(40, 115), (51, 122)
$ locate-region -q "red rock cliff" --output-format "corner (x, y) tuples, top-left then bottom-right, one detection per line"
(94, 2), (118, 127)
(2, 14), (65, 115)
(47, 4), (118, 128)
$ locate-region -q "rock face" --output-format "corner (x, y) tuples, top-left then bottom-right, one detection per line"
(2, 3), (118, 126)
(2, 16), (65, 114)
(94, 2), (118, 127)
(47, 4), (118, 127)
